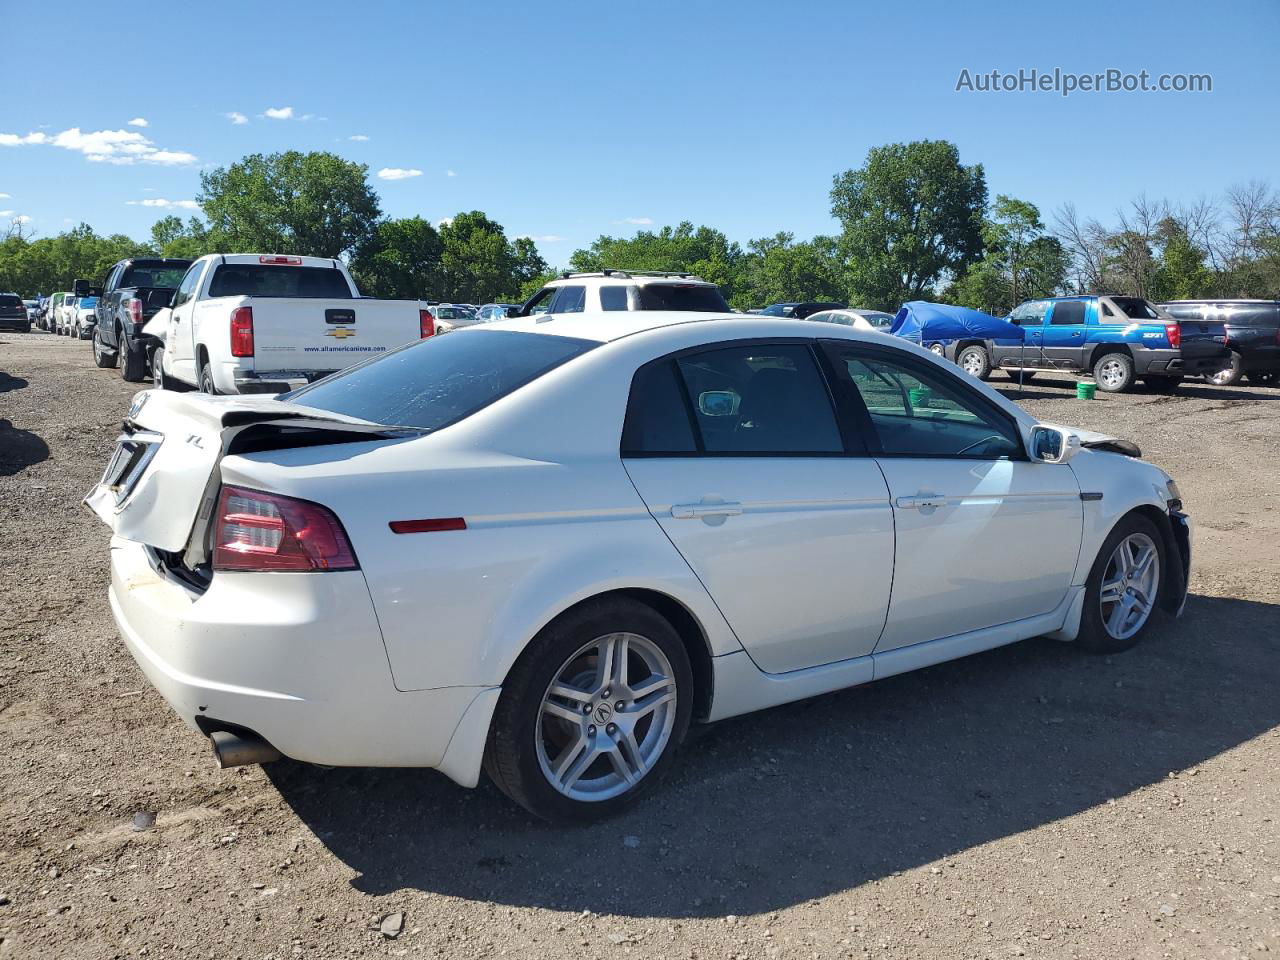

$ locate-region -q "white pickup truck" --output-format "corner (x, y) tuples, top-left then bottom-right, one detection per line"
(144, 254), (434, 394)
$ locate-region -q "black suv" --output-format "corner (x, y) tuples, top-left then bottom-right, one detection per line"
(0, 293), (31, 332)
(1159, 300), (1280, 386)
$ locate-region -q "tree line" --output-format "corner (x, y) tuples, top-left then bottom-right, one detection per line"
(3, 142), (1278, 313)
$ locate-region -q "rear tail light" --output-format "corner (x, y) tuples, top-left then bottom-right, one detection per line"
(419, 308), (435, 338)
(128, 298), (143, 326)
(259, 255), (302, 265)
(230, 306), (254, 357)
(1164, 322), (1181, 349)
(213, 486), (358, 572)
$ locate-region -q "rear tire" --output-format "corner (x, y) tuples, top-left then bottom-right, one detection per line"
(120, 337), (147, 382)
(151, 347), (175, 391)
(1075, 513), (1165, 655)
(483, 597), (693, 822)
(198, 360), (218, 395)
(92, 326), (118, 369)
(957, 345), (992, 380)
(1093, 352), (1135, 393)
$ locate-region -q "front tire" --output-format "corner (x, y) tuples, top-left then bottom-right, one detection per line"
(484, 598), (693, 822)
(92, 326), (118, 369)
(957, 345), (992, 380)
(1076, 513), (1164, 654)
(1205, 351), (1243, 386)
(1093, 352), (1135, 392)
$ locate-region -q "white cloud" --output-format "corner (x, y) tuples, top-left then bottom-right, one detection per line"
(0, 193), (10, 199)
(446, 169), (457, 177)
(0, 126), (196, 166)
(0, 210), (13, 217)
(377, 167), (423, 181)
(436, 217), (454, 228)
(615, 216), (654, 226)
(348, 134), (369, 141)
(127, 117), (148, 127)
(226, 111), (249, 125)
(127, 198), (200, 210)
(13, 215), (31, 224)
(516, 234), (563, 244)
(264, 106), (294, 120)
(299, 114), (316, 122)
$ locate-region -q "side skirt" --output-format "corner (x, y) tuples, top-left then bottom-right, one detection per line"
(705, 586), (1084, 723)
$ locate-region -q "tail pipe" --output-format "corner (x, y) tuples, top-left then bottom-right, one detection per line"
(209, 729), (282, 768)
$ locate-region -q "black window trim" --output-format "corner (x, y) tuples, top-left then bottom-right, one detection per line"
(620, 336), (867, 459)
(819, 339), (1029, 462)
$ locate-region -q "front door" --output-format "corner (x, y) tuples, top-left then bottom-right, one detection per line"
(821, 341), (1083, 651)
(165, 261), (205, 381)
(621, 341), (896, 674)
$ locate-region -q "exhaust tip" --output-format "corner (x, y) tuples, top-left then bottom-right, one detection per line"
(210, 729), (283, 769)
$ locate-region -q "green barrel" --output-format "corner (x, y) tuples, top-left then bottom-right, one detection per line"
(1077, 381), (1097, 400)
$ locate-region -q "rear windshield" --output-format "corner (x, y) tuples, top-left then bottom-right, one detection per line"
(434, 307), (473, 320)
(207, 265), (353, 299)
(121, 264), (189, 289)
(0, 295), (22, 307)
(1109, 297), (1162, 320)
(284, 330), (597, 431)
(636, 284), (731, 312)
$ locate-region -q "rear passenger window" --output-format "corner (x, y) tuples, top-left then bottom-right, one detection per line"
(676, 344), (842, 454)
(550, 286), (586, 313)
(621, 361), (697, 455)
(600, 286), (630, 311)
(1049, 301), (1086, 325)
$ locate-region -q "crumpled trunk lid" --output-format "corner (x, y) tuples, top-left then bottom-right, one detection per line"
(85, 390), (399, 554)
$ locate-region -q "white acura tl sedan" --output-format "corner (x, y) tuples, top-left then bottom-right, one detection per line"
(88, 312), (1190, 821)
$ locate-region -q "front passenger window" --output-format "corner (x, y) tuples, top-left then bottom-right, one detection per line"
(829, 346), (1022, 460)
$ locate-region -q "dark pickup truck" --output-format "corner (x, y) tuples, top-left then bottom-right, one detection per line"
(90, 258), (193, 381)
(1160, 300), (1280, 386)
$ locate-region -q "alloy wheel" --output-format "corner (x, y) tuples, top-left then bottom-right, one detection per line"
(1098, 358), (1127, 389)
(961, 352), (983, 374)
(1099, 532), (1160, 640)
(536, 632), (677, 802)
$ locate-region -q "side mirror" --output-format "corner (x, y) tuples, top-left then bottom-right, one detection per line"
(72, 279), (92, 297)
(698, 390), (741, 417)
(1029, 425), (1079, 464)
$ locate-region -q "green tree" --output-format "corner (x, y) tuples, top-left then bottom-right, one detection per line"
(1150, 219), (1213, 301)
(198, 151), (381, 258)
(736, 232), (844, 309)
(831, 140), (987, 310)
(951, 195), (1067, 313)
(149, 216), (217, 260)
(570, 222), (745, 301)
(350, 216), (443, 299)
(512, 236), (549, 296)
(438, 211), (529, 303)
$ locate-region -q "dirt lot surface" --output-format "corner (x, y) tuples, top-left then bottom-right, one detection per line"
(2, 332), (1278, 960)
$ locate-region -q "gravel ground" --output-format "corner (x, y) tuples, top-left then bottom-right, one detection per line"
(2, 332), (1278, 960)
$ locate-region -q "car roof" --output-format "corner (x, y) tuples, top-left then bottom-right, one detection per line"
(481, 310), (909, 345)
(544, 272), (714, 287)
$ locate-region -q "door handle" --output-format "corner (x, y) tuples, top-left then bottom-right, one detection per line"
(671, 502), (743, 520)
(896, 495), (947, 510)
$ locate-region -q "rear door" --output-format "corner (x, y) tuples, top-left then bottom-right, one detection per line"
(1042, 299), (1089, 370)
(822, 341), (1082, 651)
(622, 340), (895, 674)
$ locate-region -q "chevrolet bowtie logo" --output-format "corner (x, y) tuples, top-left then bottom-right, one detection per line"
(326, 327), (357, 339)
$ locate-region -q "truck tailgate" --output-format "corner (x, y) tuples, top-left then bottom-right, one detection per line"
(243, 298), (423, 373)
(1177, 319), (1229, 362)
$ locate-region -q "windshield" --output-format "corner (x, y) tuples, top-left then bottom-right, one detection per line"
(760, 303), (797, 316)
(1109, 296), (1162, 320)
(121, 264), (190, 289)
(285, 330), (597, 431)
(434, 306), (473, 320)
(635, 284), (731, 312)
(207, 265), (353, 299)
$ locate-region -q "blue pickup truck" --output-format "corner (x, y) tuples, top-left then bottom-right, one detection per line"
(951, 295), (1230, 393)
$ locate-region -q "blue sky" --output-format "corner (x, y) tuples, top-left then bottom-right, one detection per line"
(3, 0), (1277, 266)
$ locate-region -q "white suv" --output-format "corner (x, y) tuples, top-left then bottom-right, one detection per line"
(515, 270), (732, 316)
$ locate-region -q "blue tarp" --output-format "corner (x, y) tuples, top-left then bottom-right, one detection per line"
(890, 301), (1026, 344)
